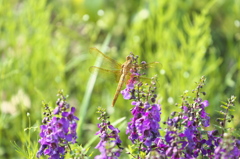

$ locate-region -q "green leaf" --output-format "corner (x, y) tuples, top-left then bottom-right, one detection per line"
(220, 105), (228, 109)
(221, 101), (228, 105)
(217, 118), (225, 121)
(214, 125), (224, 130)
(217, 111), (226, 115)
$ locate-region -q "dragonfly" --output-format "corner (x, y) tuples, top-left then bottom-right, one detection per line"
(89, 47), (159, 107)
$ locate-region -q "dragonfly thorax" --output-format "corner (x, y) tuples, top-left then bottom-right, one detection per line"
(126, 55), (134, 62)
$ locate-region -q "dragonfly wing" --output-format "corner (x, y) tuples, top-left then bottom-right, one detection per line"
(90, 47), (122, 70)
(89, 66), (121, 82)
(125, 74), (160, 87)
(139, 61), (162, 69)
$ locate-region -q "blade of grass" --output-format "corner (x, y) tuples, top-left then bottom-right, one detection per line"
(77, 33), (112, 140)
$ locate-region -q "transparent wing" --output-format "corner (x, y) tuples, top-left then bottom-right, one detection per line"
(89, 47), (122, 70)
(138, 61), (162, 69)
(89, 66), (121, 82)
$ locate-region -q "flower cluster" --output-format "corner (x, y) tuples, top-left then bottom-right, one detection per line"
(214, 134), (240, 158)
(151, 77), (215, 158)
(152, 77), (240, 159)
(120, 53), (162, 155)
(154, 101), (212, 158)
(37, 91), (79, 159)
(123, 74), (240, 158)
(95, 107), (123, 159)
(126, 101), (161, 150)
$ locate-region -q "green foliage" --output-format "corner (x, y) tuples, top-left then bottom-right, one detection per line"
(0, 0), (239, 158)
(65, 144), (92, 159)
(123, 0), (221, 116)
(215, 95), (237, 136)
(12, 114), (38, 159)
(126, 142), (147, 159)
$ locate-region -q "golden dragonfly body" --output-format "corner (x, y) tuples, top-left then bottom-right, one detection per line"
(111, 55), (134, 106)
(89, 48), (158, 107)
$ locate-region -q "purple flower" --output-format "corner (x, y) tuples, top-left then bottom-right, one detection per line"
(155, 90), (212, 158)
(214, 138), (240, 159)
(126, 101), (161, 149)
(201, 100), (209, 107)
(121, 73), (139, 100)
(37, 93), (79, 159)
(120, 56), (161, 153)
(124, 76), (238, 159)
(95, 108), (123, 159)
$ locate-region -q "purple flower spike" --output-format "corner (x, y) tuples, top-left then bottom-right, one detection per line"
(37, 92), (79, 159)
(126, 101), (161, 150)
(117, 54), (162, 154)
(95, 108), (123, 159)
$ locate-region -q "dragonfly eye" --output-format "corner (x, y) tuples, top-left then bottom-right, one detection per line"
(126, 55), (133, 61)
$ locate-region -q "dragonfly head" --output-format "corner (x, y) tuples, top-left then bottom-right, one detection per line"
(126, 54), (135, 63)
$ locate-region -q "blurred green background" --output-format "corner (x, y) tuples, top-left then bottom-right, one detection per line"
(0, 0), (239, 158)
